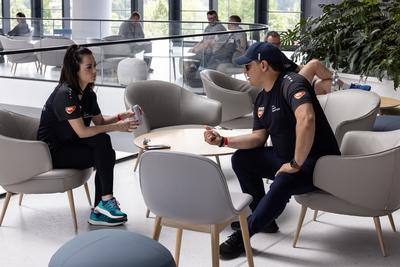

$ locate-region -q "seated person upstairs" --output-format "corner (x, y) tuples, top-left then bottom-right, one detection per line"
(265, 31), (370, 94)
(118, 11), (153, 71)
(8, 12), (31, 37)
(207, 15), (247, 70)
(189, 10), (227, 67)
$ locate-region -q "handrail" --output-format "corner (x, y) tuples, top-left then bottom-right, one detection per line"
(0, 23), (268, 55)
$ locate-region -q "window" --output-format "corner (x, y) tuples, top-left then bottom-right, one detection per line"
(42, 0), (63, 35)
(268, 0), (301, 31)
(111, 0), (131, 34)
(143, 0), (168, 37)
(181, 0), (208, 35)
(10, 0), (31, 29)
(217, 0), (255, 23)
(0, 0), (2, 30)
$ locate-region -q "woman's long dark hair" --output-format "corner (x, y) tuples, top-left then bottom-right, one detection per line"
(59, 45), (94, 95)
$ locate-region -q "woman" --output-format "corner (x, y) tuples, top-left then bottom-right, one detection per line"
(37, 45), (138, 226)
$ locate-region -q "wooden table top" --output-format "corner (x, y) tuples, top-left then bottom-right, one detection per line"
(134, 128), (251, 157)
(380, 96), (400, 109)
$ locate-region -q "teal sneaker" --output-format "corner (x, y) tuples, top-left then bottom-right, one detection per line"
(88, 211), (127, 226)
(94, 197), (127, 219)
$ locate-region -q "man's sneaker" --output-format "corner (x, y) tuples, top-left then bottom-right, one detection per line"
(231, 220), (279, 233)
(88, 211), (127, 226)
(220, 230), (245, 259)
(349, 83), (371, 91)
(94, 197), (127, 219)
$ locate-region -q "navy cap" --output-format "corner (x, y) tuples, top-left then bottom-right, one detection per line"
(234, 42), (284, 70)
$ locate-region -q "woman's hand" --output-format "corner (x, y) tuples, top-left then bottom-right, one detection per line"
(115, 119), (139, 132)
(204, 126), (222, 146)
(117, 110), (134, 121)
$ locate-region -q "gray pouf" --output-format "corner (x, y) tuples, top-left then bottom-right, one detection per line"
(373, 115), (400, 131)
(49, 229), (176, 267)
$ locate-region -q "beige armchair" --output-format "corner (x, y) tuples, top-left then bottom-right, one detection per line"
(293, 130), (400, 256)
(200, 69), (261, 129)
(0, 35), (39, 75)
(125, 79), (222, 167)
(140, 151), (254, 267)
(0, 110), (92, 232)
(34, 37), (75, 74)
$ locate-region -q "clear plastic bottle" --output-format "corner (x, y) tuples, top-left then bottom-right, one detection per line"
(331, 70), (340, 92)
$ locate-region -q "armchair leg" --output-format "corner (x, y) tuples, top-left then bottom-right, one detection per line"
(83, 183), (92, 207)
(18, 193), (24, 206)
(13, 63), (18, 75)
(0, 192), (12, 226)
(373, 216), (387, 257)
(293, 205), (308, 248)
(152, 216), (162, 241)
(210, 224), (220, 267)
(239, 211), (254, 267)
(67, 190), (78, 233)
(313, 210), (318, 221)
(215, 155), (221, 167)
(388, 213), (396, 232)
(145, 208), (151, 218)
(175, 228), (183, 266)
(134, 148), (144, 172)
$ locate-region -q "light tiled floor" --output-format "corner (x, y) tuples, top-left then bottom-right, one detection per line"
(0, 155), (399, 267)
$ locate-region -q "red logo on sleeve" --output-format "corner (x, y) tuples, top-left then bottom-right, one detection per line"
(294, 91), (306, 99)
(65, 106), (76, 114)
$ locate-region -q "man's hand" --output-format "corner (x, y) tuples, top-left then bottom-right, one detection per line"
(118, 110), (134, 121)
(275, 163), (300, 176)
(204, 126), (222, 146)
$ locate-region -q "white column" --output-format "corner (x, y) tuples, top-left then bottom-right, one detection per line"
(71, 0), (112, 40)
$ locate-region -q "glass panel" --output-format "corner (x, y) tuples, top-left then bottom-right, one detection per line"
(0, 0), (2, 29)
(181, 0), (208, 35)
(268, 0), (301, 31)
(111, 0), (131, 34)
(143, 0), (169, 37)
(9, 0), (31, 29)
(217, 0), (255, 23)
(42, 0), (63, 36)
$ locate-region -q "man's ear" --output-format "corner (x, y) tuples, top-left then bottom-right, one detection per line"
(260, 60), (269, 72)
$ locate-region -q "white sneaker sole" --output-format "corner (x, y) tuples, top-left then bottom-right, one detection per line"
(94, 206), (126, 219)
(88, 219), (125, 227)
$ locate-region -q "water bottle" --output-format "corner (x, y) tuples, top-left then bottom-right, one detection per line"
(331, 70), (340, 92)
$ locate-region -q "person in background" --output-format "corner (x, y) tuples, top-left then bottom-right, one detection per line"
(204, 42), (340, 259)
(207, 15), (247, 69)
(119, 11), (153, 72)
(37, 45), (138, 226)
(189, 10), (227, 67)
(8, 12), (31, 37)
(264, 31), (368, 94)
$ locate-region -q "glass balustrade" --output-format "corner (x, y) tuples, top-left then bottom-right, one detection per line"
(0, 17), (267, 93)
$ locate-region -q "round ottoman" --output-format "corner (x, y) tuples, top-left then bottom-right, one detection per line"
(49, 229), (176, 267)
(117, 57), (148, 85)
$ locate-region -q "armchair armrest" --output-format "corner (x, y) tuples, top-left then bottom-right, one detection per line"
(0, 136), (52, 186)
(313, 147), (400, 211)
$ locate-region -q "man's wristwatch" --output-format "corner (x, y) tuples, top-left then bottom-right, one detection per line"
(289, 158), (301, 170)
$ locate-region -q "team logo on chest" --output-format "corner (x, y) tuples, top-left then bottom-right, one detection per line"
(257, 107), (265, 118)
(65, 106), (76, 114)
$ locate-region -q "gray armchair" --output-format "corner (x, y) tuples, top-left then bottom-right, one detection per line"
(200, 69), (261, 129)
(125, 80), (222, 169)
(293, 130), (400, 256)
(0, 110), (92, 232)
(34, 37), (75, 74)
(317, 89), (380, 146)
(140, 151), (254, 267)
(0, 35), (39, 75)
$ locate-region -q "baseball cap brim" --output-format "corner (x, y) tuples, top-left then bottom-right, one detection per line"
(234, 55), (253, 65)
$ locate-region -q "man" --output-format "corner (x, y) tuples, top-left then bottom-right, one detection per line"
(265, 31), (370, 94)
(118, 11), (153, 71)
(204, 42), (341, 259)
(189, 10), (227, 67)
(207, 15), (247, 69)
(8, 12), (31, 37)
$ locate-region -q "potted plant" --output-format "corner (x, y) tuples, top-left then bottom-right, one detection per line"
(281, 0), (400, 90)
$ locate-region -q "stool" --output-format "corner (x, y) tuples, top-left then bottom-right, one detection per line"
(117, 57), (148, 86)
(49, 229), (176, 267)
